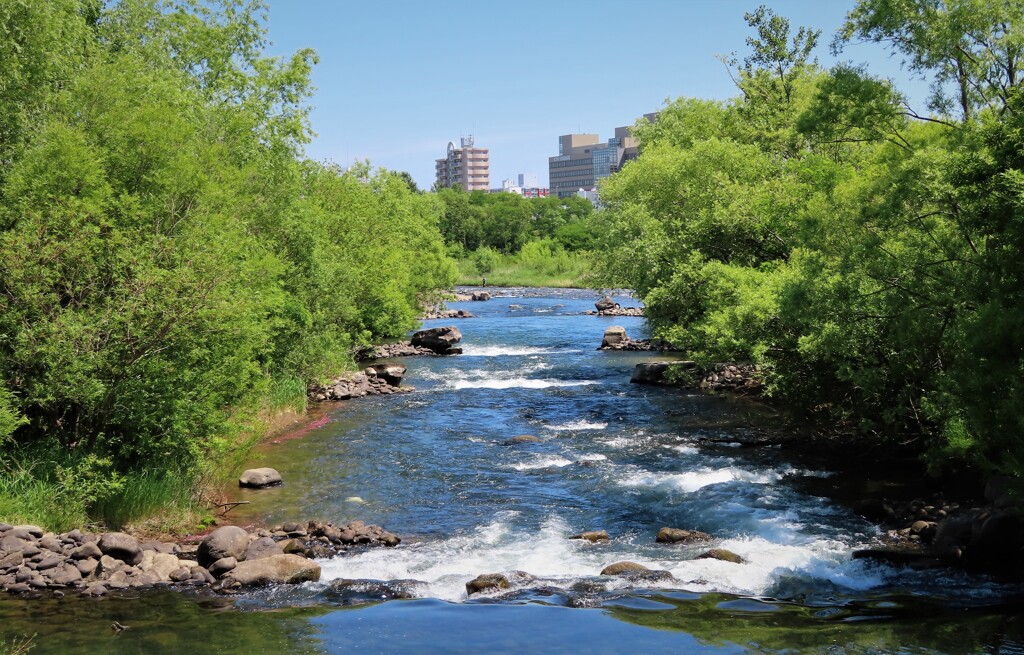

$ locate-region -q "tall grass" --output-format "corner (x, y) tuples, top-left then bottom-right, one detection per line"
(89, 470), (203, 532)
(0, 461), (91, 532)
(267, 374), (308, 414)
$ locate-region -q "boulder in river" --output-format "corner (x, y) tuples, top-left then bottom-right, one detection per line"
(223, 554), (321, 586)
(600, 561), (650, 576)
(239, 467), (283, 488)
(503, 435), (542, 445)
(601, 326), (628, 348)
(696, 549), (745, 564)
(411, 326), (463, 355)
(656, 527), (713, 544)
(465, 570), (536, 596)
(595, 295), (619, 311)
(570, 530), (609, 543)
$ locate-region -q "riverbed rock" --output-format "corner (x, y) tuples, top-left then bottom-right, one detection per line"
(224, 554), (321, 586)
(198, 526), (250, 567)
(411, 326), (463, 355)
(570, 530), (609, 543)
(696, 549), (745, 564)
(208, 557), (237, 578)
(601, 326), (628, 348)
(366, 363), (406, 386)
(595, 295), (618, 311)
(139, 551), (184, 582)
(599, 561), (675, 582)
(503, 435), (542, 445)
(43, 562), (82, 586)
(465, 571), (535, 596)
(9, 526), (43, 540)
(244, 537), (284, 561)
(656, 527), (714, 544)
(600, 561), (649, 576)
(239, 467), (283, 488)
(98, 533), (143, 566)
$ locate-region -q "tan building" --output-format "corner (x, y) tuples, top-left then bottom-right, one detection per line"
(548, 113), (656, 199)
(435, 136), (490, 191)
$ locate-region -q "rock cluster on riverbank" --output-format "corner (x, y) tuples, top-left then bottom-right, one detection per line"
(308, 364), (411, 402)
(630, 361), (762, 394)
(852, 481), (1024, 579)
(420, 308), (474, 320)
(362, 326), (464, 360)
(0, 520), (400, 597)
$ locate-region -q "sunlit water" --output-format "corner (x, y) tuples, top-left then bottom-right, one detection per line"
(3, 288), (1022, 654)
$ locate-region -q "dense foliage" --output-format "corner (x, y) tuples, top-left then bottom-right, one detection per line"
(0, 0), (453, 527)
(435, 188), (597, 287)
(596, 1), (1024, 475)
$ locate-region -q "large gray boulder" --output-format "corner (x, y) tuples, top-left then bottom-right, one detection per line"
(98, 532), (143, 566)
(595, 295), (618, 311)
(197, 526), (250, 567)
(223, 554), (321, 586)
(601, 326), (628, 348)
(244, 537), (284, 561)
(411, 326), (462, 355)
(239, 467), (283, 488)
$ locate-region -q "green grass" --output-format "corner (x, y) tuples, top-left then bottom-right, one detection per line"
(0, 460), (91, 532)
(456, 247), (591, 288)
(267, 374), (308, 414)
(89, 469), (203, 532)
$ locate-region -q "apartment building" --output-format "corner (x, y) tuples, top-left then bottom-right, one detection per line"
(435, 136), (490, 191)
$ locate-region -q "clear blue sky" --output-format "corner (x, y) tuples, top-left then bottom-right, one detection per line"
(262, 1), (926, 190)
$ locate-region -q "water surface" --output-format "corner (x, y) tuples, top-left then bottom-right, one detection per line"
(2, 288), (1021, 654)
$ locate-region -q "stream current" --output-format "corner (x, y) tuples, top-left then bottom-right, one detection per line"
(2, 287), (1022, 654)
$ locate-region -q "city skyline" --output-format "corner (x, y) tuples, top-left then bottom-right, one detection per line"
(262, 1), (930, 190)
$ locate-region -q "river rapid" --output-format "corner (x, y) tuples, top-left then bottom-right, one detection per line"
(2, 287), (1022, 654)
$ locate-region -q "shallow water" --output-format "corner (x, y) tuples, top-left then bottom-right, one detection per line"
(3, 287), (1022, 654)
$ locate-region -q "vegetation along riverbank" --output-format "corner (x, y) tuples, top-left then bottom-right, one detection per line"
(592, 2), (1024, 487)
(0, 1), (454, 534)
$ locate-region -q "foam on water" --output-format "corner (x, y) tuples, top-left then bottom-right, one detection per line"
(547, 420), (608, 431)
(452, 378), (598, 390)
(461, 346), (575, 357)
(617, 466), (780, 493)
(315, 514), (892, 602)
(509, 456), (574, 471)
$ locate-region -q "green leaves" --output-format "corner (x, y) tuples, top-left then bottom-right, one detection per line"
(596, 1), (1024, 474)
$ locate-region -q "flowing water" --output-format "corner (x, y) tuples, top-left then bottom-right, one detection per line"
(2, 288), (1022, 654)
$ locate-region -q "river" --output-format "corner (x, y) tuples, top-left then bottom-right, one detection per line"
(1, 287), (1022, 654)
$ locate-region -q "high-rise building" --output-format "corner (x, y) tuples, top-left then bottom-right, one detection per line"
(435, 136), (490, 191)
(547, 114), (655, 199)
